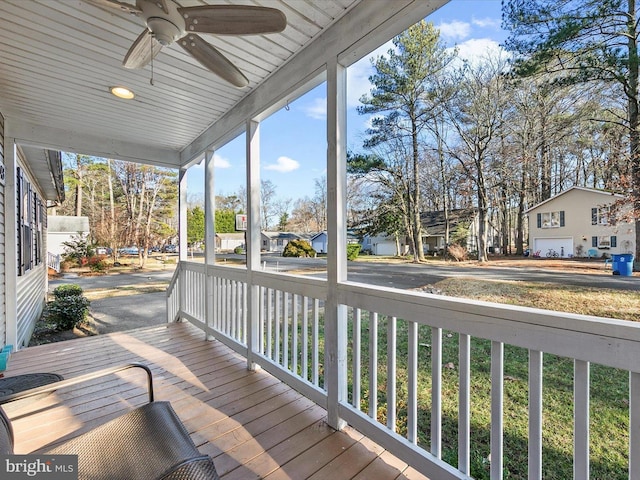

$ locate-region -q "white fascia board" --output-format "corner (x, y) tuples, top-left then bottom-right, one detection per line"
(180, 0), (449, 166)
(7, 118), (181, 168)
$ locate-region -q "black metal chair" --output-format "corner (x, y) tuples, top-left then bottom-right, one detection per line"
(0, 363), (219, 480)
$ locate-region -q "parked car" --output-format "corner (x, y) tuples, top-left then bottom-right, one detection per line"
(162, 244), (178, 253)
(94, 246), (111, 255)
(118, 246), (139, 255)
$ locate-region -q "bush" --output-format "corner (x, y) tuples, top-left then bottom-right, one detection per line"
(53, 284), (83, 299)
(87, 256), (108, 272)
(282, 240), (316, 258)
(48, 284), (89, 330)
(447, 244), (468, 262)
(347, 243), (361, 261)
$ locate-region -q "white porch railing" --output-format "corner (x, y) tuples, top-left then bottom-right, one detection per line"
(168, 260), (640, 480)
(46, 252), (61, 273)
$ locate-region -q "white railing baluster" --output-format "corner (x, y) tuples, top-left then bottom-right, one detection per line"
(432, 326), (442, 456)
(259, 286), (265, 354)
(302, 296), (309, 381)
(275, 290), (281, 364)
(292, 294), (299, 375)
(529, 349), (543, 480)
(459, 333), (471, 475)
(574, 359), (590, 479)
(387, 316), (397, 432)
(353, 308), (362, 409)
(283, 292), (289, 370)
(313, 298), (319, 386)
(369, 311), (378, 420)
(241, 282), (247, 344)
(491, 341), (504, 480)
(267, 288), (273, 359)
(630, 372), (640, 480)
(408, 320), (418, 444)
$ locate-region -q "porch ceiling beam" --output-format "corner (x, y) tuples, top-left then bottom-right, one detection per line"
(6, 119), (181, 167)
(180, 0), (448, 166)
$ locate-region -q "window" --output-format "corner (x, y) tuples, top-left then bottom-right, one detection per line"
(17, 167), (44, 275)
(591, 206), (611, 225)
(592, 235), (617, 249)
(537, 211), (565, 228)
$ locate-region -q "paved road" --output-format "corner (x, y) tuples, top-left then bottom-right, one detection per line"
(48, 256), (637, 335)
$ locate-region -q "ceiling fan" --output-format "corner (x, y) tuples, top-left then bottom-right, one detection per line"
(88, 0), (287, 88)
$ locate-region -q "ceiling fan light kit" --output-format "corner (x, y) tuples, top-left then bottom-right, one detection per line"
(91, 0), (287, 88)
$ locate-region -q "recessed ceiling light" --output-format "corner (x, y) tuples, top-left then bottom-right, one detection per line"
(110, 86), (135, 99)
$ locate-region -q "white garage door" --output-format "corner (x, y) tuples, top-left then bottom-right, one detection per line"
(533, 238), (574, 257)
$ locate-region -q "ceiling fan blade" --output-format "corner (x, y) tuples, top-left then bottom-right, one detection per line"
(177, 5), (286, 35)
(83, 0), (141, 15)
(123, 30), (163, 69)
(178, 34), (249, 88)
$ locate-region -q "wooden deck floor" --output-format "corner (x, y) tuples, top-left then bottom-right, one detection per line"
(3, 322), (430, 479)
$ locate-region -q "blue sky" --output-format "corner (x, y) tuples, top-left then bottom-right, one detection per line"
(186, 0), (506, 205)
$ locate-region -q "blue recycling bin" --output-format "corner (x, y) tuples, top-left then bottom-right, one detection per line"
(612, 254), (634, 276)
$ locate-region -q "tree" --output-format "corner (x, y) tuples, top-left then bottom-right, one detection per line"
(445, 52), (512, 262)
(503, 0), (640, 262)
(358, 20), (456, 262)
(187, 206), (204, 245)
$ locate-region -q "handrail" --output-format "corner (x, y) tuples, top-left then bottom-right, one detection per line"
(0, 363), (154, 405)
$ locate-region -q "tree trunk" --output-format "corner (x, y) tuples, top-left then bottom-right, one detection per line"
(411, 118), (425, 262)
(75, 154), (83, 216)
(628, 0), (640, 267)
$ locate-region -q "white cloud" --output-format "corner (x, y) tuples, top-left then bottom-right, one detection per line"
(437, 20), (471, 41)
(454, 38), (506, 65)
(265, 156), (300, 173)
(472, 16), (501, 29)
(303, 97), (326, 119)
(214, 153), (231, 169)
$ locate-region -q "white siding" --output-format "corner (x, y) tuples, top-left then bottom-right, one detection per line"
(0, 112), (5, 346)
(15, 148), (47, 348)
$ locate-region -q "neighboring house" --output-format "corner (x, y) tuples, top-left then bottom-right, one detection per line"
(215, 233), (245, 252)
(420, 208), (481, 254)
(47, 216), (90, 257)
(361, 208), (483, 257)
(310, 231), (359, 254)
(361, 233), (408, 256)
(261, 232), (301, 253)
(0, 120), (65, 349)
(526, 186), (634, 258)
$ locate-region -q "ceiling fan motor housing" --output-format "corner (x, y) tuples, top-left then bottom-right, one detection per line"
(139, 0), (185, 45)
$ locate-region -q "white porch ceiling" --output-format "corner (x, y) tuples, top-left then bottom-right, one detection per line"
(0, 0), (447, 174)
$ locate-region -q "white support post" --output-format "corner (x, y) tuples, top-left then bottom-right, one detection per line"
(204, 149), (215, 340)
(325, 57), (347, 430)
(246, 119), (261, 371)
(177, 168), (188, 321)
(3, 136), (18, 348)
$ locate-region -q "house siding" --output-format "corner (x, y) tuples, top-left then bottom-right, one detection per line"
(15, 147), (47, 347)
(0, 112), (5, 346)
(527, 187), (634, 257)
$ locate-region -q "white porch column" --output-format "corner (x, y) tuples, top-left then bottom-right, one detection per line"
(176, 167), (188, 322)
(178, 167), (188, 262)
(204, 150), (215, 340)
(246, 120), (261, 370)
(3, 136), (17, 349)
(325, 58), (348, 430)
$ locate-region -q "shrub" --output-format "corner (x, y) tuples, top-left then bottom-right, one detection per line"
(87, 256), (108, 272)
(447, 244), (468, 262)
(53, 284), (83, 299)
(347, 243), (361, 261)
(282, 240), (316, 258)
(47, 295), (90, 331)
(62, 233), (94, 263)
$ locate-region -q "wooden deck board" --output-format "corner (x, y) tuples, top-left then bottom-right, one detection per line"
(3, 322), (430, 479)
